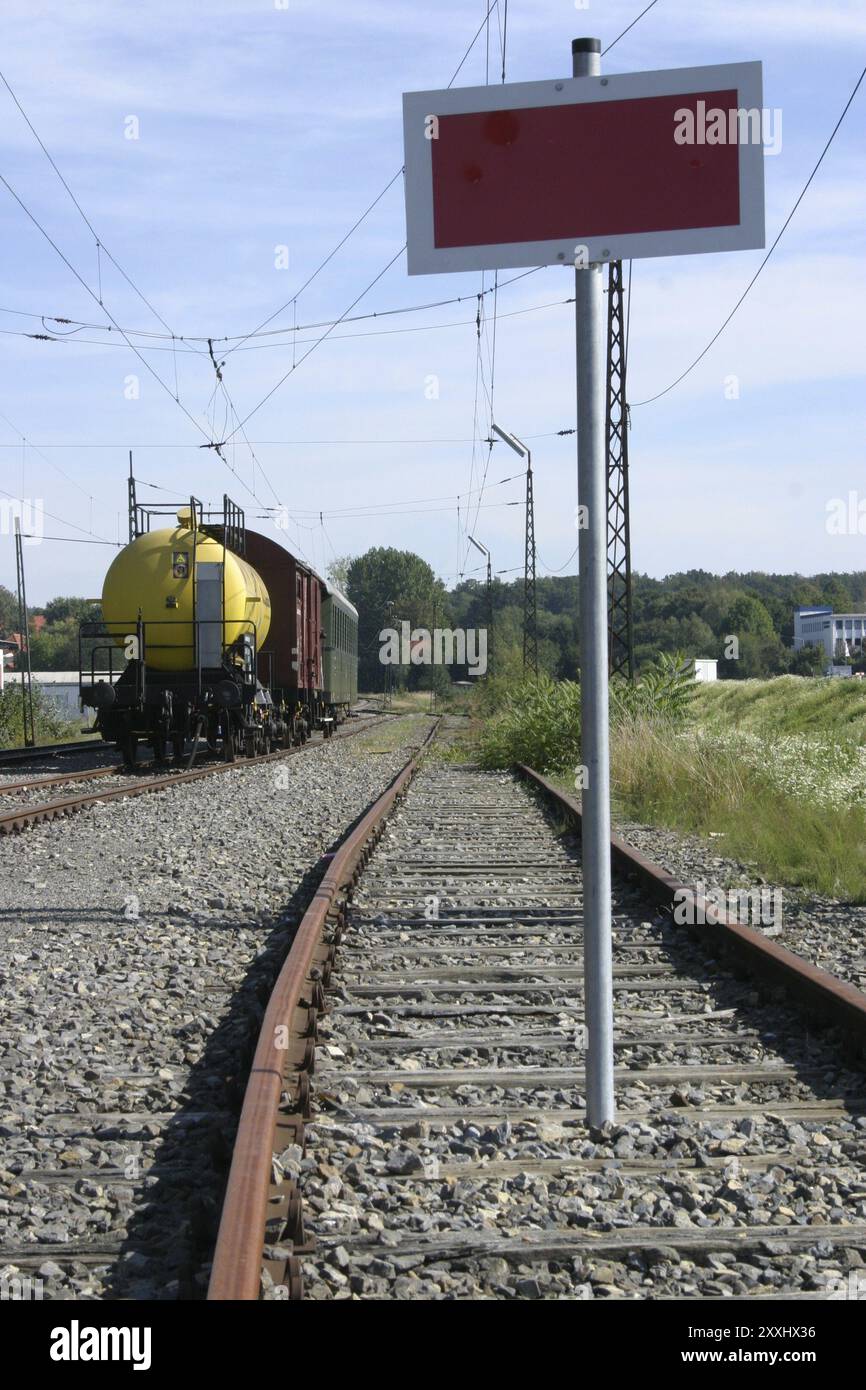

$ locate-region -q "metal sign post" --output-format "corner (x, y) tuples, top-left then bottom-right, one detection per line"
(402, 41), (765, 1133)
(572, 38), (614, 1127)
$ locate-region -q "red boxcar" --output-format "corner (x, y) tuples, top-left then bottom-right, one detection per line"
(242, 528), (323, 705)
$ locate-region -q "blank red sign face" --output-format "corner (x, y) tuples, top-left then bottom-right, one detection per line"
(431, 89), (741, 248)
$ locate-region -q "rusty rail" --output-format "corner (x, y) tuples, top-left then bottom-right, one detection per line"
(518, 764), (866, 1049)
(207, 718), (440, 1300)
(0, 763), (133, 797)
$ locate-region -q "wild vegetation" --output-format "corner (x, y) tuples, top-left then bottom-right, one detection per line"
(0, 682), (79, 747)
(470, 660), (866, 901)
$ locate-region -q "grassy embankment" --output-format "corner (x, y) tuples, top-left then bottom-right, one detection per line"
(475, 673), (866, 902)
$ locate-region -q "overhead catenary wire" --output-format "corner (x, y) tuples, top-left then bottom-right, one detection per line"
(0, 433), (575, 448)
(0, 484), (115, 544)
(0, 169), (216, 445)
(0, 268), (547, 344)
(0, 288), (569, 354)
(0, 406), (93, 506)
(266, 499), (522, 523)
(0, 269), (546, 345)
(602, 0), (661, 56)
(0, 68), (290, 517)
(219, 169), (405, 364)
(0, 67), (190, 350)
(222, 246), (407, 442)
(461, 0), (508, 574)
(632, 61), (866, 407)
(19, 534), (122, 546)
(216, 2), (526, 446)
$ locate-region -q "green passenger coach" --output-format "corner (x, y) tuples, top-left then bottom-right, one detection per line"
(322, 581), (358, 719)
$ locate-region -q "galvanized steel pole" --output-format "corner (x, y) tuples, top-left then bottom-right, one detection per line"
(573, 37), (615, 1127)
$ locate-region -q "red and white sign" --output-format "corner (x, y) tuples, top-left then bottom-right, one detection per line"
(403, 61), (765, 274)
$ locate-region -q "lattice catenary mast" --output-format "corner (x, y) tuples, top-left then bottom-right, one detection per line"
(605, 260), (634, 680)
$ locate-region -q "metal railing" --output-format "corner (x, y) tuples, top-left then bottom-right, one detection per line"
(79, 618), (259, 702)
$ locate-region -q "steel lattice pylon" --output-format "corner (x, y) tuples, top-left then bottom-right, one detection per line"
(523, 461), (538, 676)
(14, 520), (35, 747)
(605, 260), (634, 680)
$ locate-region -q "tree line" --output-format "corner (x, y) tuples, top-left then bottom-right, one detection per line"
(3, 556), (858, 680)
(340, 551), (860, 690)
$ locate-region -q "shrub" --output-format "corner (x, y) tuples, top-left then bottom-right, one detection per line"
(477, 676), (581, 772)
(0, 682), (78, 748)
(477, 653), (694, 773)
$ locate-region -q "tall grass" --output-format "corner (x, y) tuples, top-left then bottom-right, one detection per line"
(476, 661), (866, 901)
(477, 654), (694, 773)
(612, 717), (866, 901)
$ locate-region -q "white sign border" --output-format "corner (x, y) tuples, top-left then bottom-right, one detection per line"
(403, 61), (765, 275)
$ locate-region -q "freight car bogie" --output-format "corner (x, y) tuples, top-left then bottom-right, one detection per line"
(83, 661), (279, 768)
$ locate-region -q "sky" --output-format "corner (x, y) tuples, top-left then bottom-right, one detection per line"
(0, 0), (864, 604)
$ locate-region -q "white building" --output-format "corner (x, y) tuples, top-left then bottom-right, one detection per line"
(793, 606), (866, 660)
(31, 672), (83, 716)
(690, 658), (718, 682)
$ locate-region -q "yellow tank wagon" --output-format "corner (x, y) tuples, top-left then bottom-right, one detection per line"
(101, 512), (271, 670)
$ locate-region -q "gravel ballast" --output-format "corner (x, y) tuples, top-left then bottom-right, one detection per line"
(0, 712), (431, 1300)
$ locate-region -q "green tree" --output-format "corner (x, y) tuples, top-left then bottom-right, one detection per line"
(722, 594), (775, 639)
(0, 584), (18, 635)
(326, 556), (352, 593)
(346, 547), (446, 691)
(43, 596), (101, 626)
(789, 643), (826, 676)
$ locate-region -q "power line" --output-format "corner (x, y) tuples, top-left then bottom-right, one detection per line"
(0, 433), (574, 448)
(19, 534), (121, 546)
(538, 543), (580, 574)
(602, 0), (661, 56)
(0, 485), (114, 544)
(223, 246), (406, 441)
(267, 498), (521, 523)
(0, 70), (288, 514)
(220, 169), (405, 364)
(632, 61), (866, 408)
(275, 472), (523, 517)
(0, 267), (545, 345)
(0, 288), (569, 354)
(449, 1), (499, 87)
(462, 3), (508, 575)
(0, 406), (93, 504)
(211, 0), (504, 386)
(0, 67), (181, 341)
(0, 168), (215, 444)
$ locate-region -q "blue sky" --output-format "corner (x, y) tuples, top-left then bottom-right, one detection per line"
(0, 0), (864, 604)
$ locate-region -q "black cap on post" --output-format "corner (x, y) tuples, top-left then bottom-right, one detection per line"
(572, 38), (601, 54)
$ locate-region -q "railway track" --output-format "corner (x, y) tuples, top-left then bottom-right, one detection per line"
(209, 736), (866, 1302)
(0, 716), (383, 835)
(0, 739), (102, 769)
(0, 711), (432, 1299)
